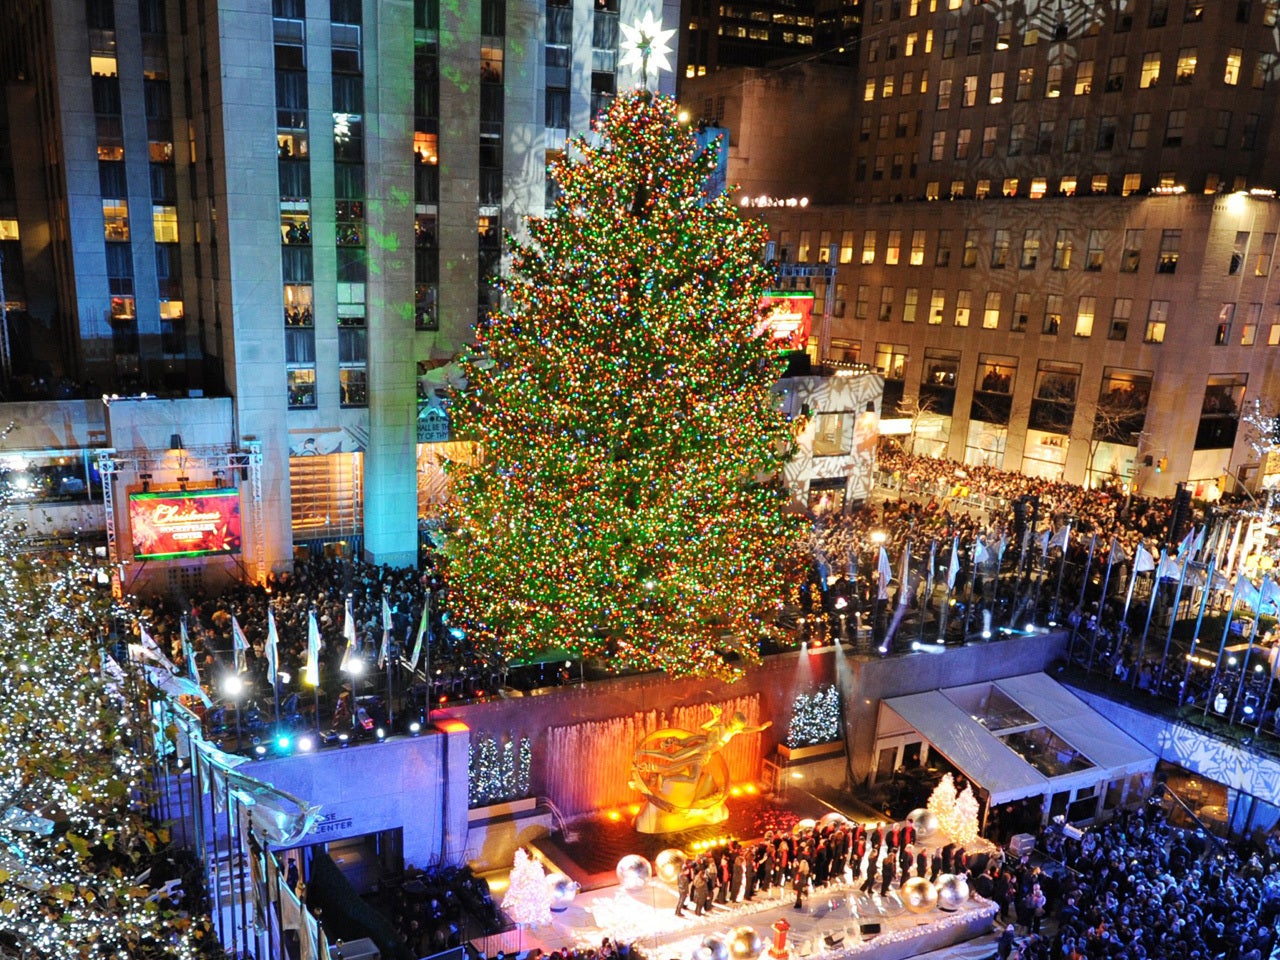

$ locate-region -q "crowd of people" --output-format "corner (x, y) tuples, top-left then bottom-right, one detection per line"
(793, 448), (1199, 653)
(133, 551), (507, 742)
(981, 800), (1280, 960)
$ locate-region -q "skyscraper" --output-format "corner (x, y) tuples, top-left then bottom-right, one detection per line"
(0, 0), (674, 575)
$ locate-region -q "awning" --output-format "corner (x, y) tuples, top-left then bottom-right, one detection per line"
(879, 673), (1157, 806)
(994, 674), (1155, 781)
(880, 691), (1049, 804)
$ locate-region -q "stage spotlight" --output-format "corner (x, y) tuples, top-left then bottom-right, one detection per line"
(409, 721), (422, 736)
(375, 727), (387, 741)
(223, 674), (244, 697)
(253, 745), (267, 759)
(911, 641), (921, 651)
(346, 658), (365, 676)
(877, 644), (888, 654)
(276, 736), (291, 752)
(982, 630), (992, 639)
(338, 733), (351, 748)
(1025, 623), (1036, 633)
(297, 736), (315, 752)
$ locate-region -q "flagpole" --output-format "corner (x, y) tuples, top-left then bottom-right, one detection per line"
(1158, 556), (1196, 695)
(917, 539), (935, 646)
(1131, 552), (1163, 689)
(270, 607), (281, 740)
(1051, 523), (1072, 623)
(1255, 590), (1279, 735)
(1178, 561), (1216, 707)
(1202, 574), (1245, 719)
(938, 535), (957, 643)
(1068, 532), (1098, 665)
(965, 537), (980, 640)
(1087, 539), (1118, 674)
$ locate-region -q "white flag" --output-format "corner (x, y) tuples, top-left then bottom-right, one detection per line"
(1108, 539), (1126, 566)
(137, 623), (177, 674)
(1176, 527), (1196, 560)
(265, 609), (280, 687)
(897, 543), (911, 607)
(340, 597), (358, 673)
(1037, 528), (1051, 557)
(407, 593), (430, 673)
(877, 546), (893, 601)
(1155, 550), (1183, 582)
(379, 596), (393, 669)
(305, 610), (321, 687)
(181, 617), (200, 687)
(1133, 542), (1156, 573)
(973, 537), (990, 566)
(231, 615), (250, 674)
(1048, 524), (1070, 551)
(947, 535), (960, 591)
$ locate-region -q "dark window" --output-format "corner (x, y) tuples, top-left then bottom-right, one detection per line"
(330, 0), (361, 24)
(336, 246), (366, 283)
(332, 75), (363, 114)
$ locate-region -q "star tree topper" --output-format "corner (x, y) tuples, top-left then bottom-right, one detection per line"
(619, 9), (676, 89)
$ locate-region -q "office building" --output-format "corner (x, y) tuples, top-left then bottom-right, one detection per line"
(0, 0), (674, 582)
(691, 0), (1280, 496)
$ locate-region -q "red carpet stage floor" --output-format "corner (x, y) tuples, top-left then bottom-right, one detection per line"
(475, 875), (997, 960)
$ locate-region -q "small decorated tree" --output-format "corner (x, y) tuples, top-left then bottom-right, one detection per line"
(502, 847), (553, 927)
(927, 772), (959, 837)
(953, 784), (981, 846)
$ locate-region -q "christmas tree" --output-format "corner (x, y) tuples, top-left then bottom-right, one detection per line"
(447, 91), (803, 678)
(501, 847), (553, 927)
(927, 773), (959, 838)
(953, 784), (981, 846)
(0, 531), (222, 959)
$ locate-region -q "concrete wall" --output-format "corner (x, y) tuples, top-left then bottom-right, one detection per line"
(250, 722), (471, 870)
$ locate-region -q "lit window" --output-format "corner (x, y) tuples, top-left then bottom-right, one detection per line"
(1074, 296), (1096, 337)
(886, 230), (901, 265)
(1225, 48), (1242, 85)
(862, 230), (876, 264)
(0, 219), (18, 241)
(287, 368), (316, 407)
(1074, 61), (1093, 95)
(1144, 301), (1168, 343)
(1175, 47), (1197, 84)
(1140, 52), (1161, 88)
(929, 289), (945, 324)
(152, 205), (179, 243)
(102, 200), (130, 241)
(910, 230), (926, 265)
(983, 291), (1001, 329)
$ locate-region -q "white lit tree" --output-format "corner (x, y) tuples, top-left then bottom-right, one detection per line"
(502, 847), (553, 927)
(0, 530), (223, 958)
(953, 784), (981, 846)
(927, 773), (958, 836)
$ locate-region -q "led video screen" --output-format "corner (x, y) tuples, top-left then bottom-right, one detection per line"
(128, 488), (242, 560)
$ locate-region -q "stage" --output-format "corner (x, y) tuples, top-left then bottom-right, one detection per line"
(476, 870), (998, 960)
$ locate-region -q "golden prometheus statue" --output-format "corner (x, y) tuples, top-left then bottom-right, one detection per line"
(628, 706), (770, 834)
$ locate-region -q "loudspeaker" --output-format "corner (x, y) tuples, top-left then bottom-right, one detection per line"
(860, 923), (881, 937)
(824, 934), (844, 948)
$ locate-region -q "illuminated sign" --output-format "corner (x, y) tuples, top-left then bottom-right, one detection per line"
(129, 488), (242, 560)
(757, 291), (815, 351)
